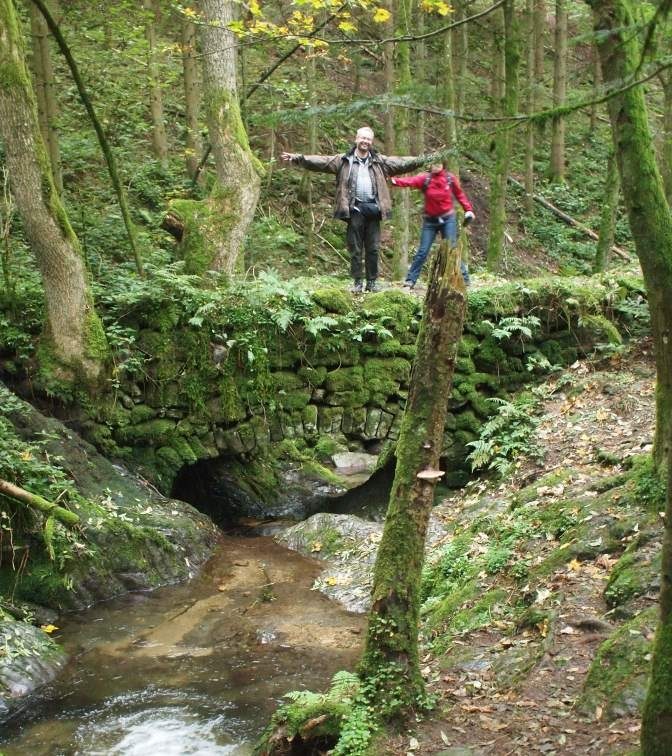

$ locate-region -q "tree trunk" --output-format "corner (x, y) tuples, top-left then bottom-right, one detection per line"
(29, 0), (143, 275)
(0, 0), (106, 383)
(588, 0), (672, 469)
(383, 0), (395, 152)
(391, 0), (412, 280)
(29, 0), (62, 194)
(454, 0), (469, 119)
(524, 0), (537, 215)
(590, 44), (602, 132)
(550, 0), (568, 181)
(358, 238), (467, 718)
(486, 0), (520, 271)
(413, 8), (426, 155)
(144, 0), (169, 169)
(193, 0), (262, 275)
(584, 2), (672, 746)
(182, 19), (202, 182)
(593, 150), (620, 272)
(442, 11), (458, 174)
(661, 72), (672, 204)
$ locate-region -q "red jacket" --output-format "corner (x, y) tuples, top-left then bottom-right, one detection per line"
(391, 169), (473, 217)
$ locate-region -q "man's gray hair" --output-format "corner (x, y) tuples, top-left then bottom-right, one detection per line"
(356, 126), (374, 139)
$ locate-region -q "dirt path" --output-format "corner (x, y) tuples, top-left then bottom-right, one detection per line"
(383, 342), (656, 755)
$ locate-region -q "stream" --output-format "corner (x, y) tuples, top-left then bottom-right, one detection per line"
(0, 533), (365, 755)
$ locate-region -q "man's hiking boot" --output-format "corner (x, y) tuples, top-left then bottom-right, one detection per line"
(351, 280), (363, 294)
(402, 280), (415, 291)
(365, 279), (380, 293)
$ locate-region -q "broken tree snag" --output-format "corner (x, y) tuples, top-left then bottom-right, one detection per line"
(161, 211), (185, 241)
(0, 478), (79, 526)
(358, 239), (467, 717)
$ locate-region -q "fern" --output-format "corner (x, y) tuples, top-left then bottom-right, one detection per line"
(467, 394), (541, 476)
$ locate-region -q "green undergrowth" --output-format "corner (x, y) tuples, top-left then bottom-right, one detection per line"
(419, 460), (661, 687)
(254, 670), (378, 756)
(0, 384), (214, 612)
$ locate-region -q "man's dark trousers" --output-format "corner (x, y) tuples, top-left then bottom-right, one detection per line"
(347, 210), (381, 282)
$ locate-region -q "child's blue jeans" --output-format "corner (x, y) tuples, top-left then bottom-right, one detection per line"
(405, 213), (469, 285)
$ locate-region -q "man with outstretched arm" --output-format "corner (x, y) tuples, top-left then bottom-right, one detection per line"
(281, 126), (427, 293)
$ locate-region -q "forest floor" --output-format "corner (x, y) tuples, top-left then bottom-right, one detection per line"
(382, 338), (656, 756)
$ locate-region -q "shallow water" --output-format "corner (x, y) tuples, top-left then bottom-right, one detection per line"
(1, 534), (364, 755)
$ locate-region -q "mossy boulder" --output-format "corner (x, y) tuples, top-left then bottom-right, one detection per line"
(580, 607), (656, 718)
(0, 617), (67, 720)
(312, 287), (352, 314)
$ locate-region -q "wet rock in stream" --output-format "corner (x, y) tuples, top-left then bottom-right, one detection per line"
(275, 512), (448, 613)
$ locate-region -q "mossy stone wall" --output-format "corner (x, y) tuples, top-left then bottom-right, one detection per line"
(77, 274), (646, 498)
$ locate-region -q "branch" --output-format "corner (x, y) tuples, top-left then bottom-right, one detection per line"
(245, 6), (346, 100)
(463, 151), (630, 261)
(29, 0), (144, 276)
(0, 479), (79, 526)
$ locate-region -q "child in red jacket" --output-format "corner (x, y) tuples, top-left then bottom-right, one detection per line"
(391, 162), (475, 287)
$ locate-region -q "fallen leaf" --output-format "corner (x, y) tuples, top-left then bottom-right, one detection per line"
(595, 705), (603, 721)
(409, 737), (419, 750)
(567, 558), (582, 572)
(310, 541), (322, 552)
(535, 588), (552, 604)
(440, 730), (450, 745)
(41, 624), (59, 634)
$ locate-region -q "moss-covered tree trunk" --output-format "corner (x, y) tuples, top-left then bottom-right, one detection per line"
(486, 0), (520, 271)
(661, 70), (672, 204)
(29, 0), (62, 194)
(0, 0), (106, 383)
(192, 0), (261, 275)
(585, 1), (672, 751)
(391, 0), (412, 281)
(442, 13), (458, 174)
(587, 0), (672, 469)
(144, 0), (168, 170)
(593, 150), (619, 272)
(358, 239), (467, 718)
(181, 18), (202, 182)
(550, 0), (568, 182)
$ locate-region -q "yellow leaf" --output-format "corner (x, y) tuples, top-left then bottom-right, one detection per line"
(338, 20), (356, 33)
(567, 558), (582, 572)
(249, 0), (262, 17)
(372, 7), (391, 22)
(326, 576), (337, 585)
(420, 0), (452, 16)
(41, 624), (59, 634)
(311, 541), (322, 552)
(20, 450), (32, 461)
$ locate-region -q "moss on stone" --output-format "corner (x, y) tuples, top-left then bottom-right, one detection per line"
(297, 365), (327, 387)
(605, 547), (661, 609)
(580, 607), (656, 718)
(324, 366), (364, 393)
(312, 287), (352, 314)
(116, 418), (177, 446)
